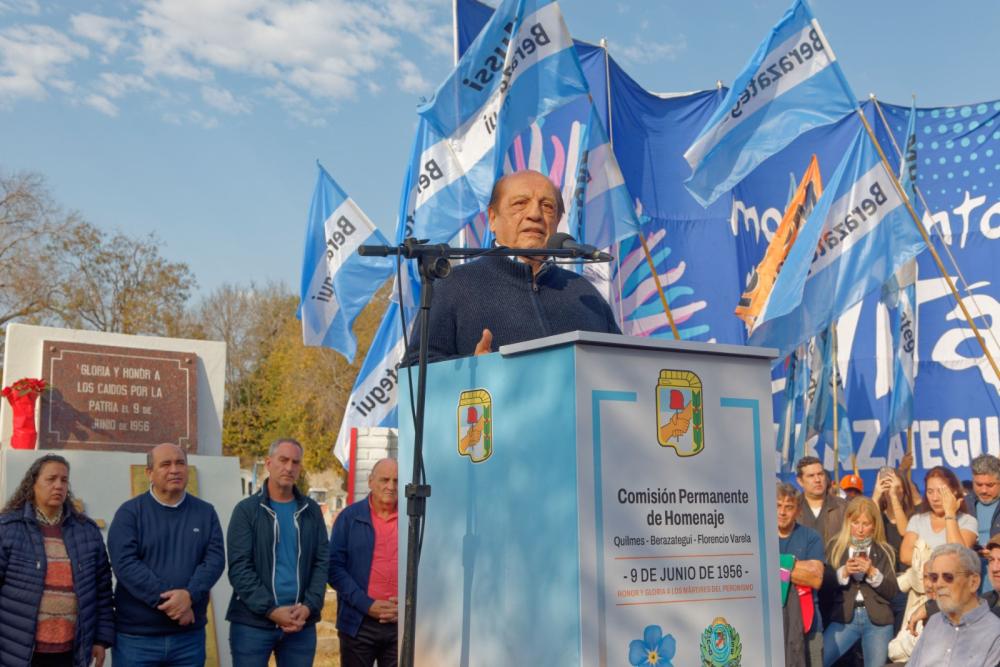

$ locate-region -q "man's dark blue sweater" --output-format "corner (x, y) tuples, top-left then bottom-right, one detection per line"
(404, 254), (621, 364)
(108, 491), (225, 635)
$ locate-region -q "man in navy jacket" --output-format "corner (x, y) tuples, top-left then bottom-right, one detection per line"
(108, 443), (225, 666)
(329, 458), (398, 667)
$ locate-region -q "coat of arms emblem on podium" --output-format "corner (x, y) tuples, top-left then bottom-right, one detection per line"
(655, 369), (704, 456)
(457, 388), (492, 463)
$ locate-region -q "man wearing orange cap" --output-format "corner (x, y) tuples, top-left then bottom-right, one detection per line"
(840, 473), (864, 500)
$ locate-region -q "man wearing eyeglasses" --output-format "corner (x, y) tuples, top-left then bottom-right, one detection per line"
(906, 543), (1000, 666)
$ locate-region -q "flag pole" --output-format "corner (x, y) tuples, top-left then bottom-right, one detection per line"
(600, 39), (680, 340)
(832, 326), (841, 485)
(852, 106), (1000, 388)
(780, 360), (795, 468)
(600, 38), (628, 330)
(906, 426), (914, 484)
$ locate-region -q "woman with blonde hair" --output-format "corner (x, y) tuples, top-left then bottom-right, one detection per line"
(822, 496), (899, 667)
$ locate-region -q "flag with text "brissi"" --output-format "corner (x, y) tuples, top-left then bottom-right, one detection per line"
(413, 0), (590, 241)
(683, 0), (856, 207)
(748, 119), (927, 360)
(297, 163), (393, 363)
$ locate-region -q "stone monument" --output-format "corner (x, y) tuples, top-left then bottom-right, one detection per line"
(0, 322), (241, 667)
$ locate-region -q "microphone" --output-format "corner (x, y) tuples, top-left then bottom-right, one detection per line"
(546, 232), (613, 262)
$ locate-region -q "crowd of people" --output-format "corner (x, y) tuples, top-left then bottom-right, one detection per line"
(0, 441), (398, 667)
(780, 453), (1000, 666)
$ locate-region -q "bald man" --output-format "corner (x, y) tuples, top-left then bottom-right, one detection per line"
(329, 459), (399, 667)
(108, 443), (225, 666)
(404, 169), (620, 364)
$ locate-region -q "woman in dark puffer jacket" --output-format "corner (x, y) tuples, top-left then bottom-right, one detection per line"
(0, 455), (114, 667)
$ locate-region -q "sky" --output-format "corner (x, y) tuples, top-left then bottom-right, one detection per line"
(1, 0), (998, 299)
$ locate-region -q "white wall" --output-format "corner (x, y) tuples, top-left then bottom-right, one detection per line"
(351, 426), (398, 502)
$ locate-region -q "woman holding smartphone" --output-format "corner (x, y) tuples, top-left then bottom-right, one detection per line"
(872, 465), (917, 632)
(822, 497), (899, 667)
(899, 466), (977, 567)
(872, 466), (915, 560)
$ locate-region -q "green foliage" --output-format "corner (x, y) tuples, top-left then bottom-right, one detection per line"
(211, 281), (390, 474)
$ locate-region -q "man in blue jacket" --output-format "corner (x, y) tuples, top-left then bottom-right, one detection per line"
(226, 438), (329, 666)
(329, 458), (398, 667)
(108, 442), (225, 666)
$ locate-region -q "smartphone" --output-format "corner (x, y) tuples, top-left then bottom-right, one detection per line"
(878, 466), (895, 480)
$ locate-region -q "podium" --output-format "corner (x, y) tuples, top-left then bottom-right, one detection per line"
(399, 331), (782, 666)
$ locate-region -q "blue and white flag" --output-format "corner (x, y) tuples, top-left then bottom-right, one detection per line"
(298, 163), (393, 362)
(881, 261), (916, 437)
(683, 0), (856, 206)
(776, 344), (808, 472)
(803, 328), (853, 465)
(419, 0), (588, 165)
(332, 301), (410, 466)
(748, 120), (927, 359)
(565, 103), (641, 249)
(402, 116), (486, 249)
(415, 0), (589, 233)
(880, 101), (920, 437)
(333, 116), (430, 466)
(335, 0), (599, 467)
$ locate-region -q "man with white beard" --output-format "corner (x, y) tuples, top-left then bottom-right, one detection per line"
(906, 543), (1000, 666)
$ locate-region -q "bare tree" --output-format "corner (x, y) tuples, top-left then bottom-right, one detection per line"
(48, 224), (196, 336)
(188, 281), (291, 411)
(0, 171), (71, 331)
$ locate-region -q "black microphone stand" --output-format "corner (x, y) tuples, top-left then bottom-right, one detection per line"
(357, 237), (608, 667)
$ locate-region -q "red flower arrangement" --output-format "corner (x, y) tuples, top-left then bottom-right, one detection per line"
(2, 377), (48, 450)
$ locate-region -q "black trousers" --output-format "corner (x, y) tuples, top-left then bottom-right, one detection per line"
(31, 652), (73, 667)
(340, 616), (397, 667)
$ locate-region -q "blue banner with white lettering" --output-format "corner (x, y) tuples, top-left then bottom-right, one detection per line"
(456, 0), (1000, 487)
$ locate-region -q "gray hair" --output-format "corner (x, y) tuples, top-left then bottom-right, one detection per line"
(146, 443), (187, 469)
(268, 438), (303, 457)
(487, 170), (566, 219)
(776, 482), (801, 503)
(369, 458), (397, 480)
(929, 543), (981, 576)
(971, 454), (1000, 479)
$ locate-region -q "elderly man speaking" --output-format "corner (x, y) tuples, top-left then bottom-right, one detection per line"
(906, 543), (1000, 666)
(404, 169), (620, 364)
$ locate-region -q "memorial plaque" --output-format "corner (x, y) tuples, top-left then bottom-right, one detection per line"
(39, 341), (198, 452)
